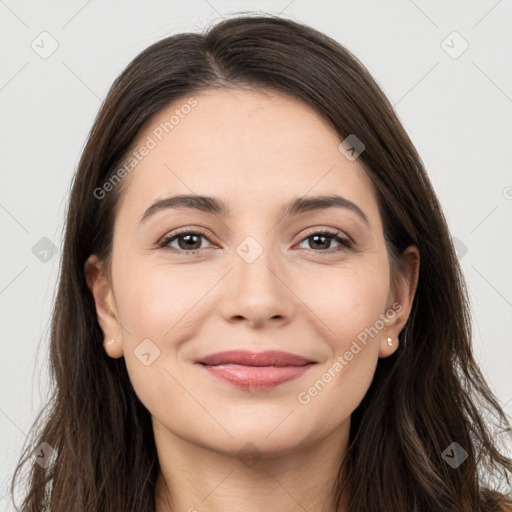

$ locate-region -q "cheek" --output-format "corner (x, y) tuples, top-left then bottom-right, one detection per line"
(293, 264), (389, 428)
(114, 260), (208, 343)
(295, 259), (390, 345)
(114, 263), (205, 417)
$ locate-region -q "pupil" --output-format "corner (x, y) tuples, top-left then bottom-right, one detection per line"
(312, 234), (329, 250)
(180, 234), (200, 250)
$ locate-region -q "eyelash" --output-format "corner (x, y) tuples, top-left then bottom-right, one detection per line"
(158, 227), (353, 255)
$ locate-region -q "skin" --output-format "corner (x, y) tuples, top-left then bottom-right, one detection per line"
(85, 87), (419, 512)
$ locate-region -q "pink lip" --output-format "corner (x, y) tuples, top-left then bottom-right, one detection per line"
(196, 350), (316, 390)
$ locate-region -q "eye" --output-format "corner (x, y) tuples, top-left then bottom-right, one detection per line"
(295, 229), (352, 253)
(159, 228), (214, 254)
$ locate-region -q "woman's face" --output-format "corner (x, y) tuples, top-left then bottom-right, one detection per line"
(86, 87), (418, 457)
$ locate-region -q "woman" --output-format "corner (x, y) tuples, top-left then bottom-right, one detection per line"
(11, 13), (512, 512)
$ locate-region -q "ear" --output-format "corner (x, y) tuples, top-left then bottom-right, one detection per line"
(378, 245), (420, 357)
(84, 254), (124, 359)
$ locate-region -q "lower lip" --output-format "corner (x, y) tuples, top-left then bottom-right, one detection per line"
(198, 363), (315, 390)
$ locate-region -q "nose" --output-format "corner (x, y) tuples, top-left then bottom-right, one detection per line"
(217, 241), (296, 328)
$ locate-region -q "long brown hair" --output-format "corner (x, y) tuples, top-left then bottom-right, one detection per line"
(10, 12), (512, 511)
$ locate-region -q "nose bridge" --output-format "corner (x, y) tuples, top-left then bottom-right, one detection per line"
(234, 232), (284, 296)
(219, 231), (294, 325)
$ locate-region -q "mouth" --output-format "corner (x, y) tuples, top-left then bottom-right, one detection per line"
(195, 350), (317, 390)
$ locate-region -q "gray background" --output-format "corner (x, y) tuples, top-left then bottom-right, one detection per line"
(1, 0), (511, 508)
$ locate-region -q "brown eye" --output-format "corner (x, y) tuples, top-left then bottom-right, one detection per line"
(159, 230), (213, 253)
(297, 230), (352, 252)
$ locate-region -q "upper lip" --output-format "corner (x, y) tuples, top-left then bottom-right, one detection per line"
(197, 350), (316, 367)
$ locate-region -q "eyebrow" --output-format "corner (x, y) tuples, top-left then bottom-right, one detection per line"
(139, 194), (369, 225)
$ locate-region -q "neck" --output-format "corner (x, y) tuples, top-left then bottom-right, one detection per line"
(154, 419), (351, 512)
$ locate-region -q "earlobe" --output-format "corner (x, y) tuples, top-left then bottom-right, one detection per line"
(378, 334), (399, 358)
(84, 255), (123, 358)
(103, 337), (124, 359)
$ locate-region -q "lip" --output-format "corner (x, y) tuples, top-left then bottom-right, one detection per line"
(195, 350), (317, 391)
(197, 350), (315, 367)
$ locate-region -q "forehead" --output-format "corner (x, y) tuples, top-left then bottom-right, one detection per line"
(115, 87), (381, 228)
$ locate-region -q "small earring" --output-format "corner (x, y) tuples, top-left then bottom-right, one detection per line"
(104, 338), (115, 346)
(387, 337), (393, 346)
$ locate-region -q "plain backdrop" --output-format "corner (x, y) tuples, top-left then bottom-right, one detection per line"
(1, 0), (511, 508)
